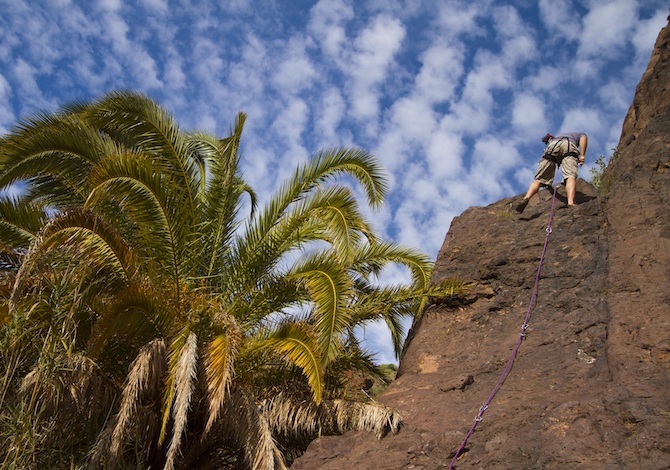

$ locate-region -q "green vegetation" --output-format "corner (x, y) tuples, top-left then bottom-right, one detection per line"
(589, 147), (620, 194)
(0, 91), (466, 469)
(495, 205), (517, 218)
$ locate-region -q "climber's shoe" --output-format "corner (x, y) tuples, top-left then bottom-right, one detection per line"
(515, 198), (529, 213)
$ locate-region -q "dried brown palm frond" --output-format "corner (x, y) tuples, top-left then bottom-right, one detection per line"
(219, 386), (287, 470)
(63, 354), (107, 412)
(110, 338), (166, 458)
(165, 331), (198, 470)
(88, 424), (114, 469)
(325, 398), (402, 438)
(261, 392), (402, 442)
(260, 393), (316, 439)
(90, 402), (164, 469)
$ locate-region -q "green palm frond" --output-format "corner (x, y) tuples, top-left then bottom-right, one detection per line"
(0, 113), (113, 199)
(269, 185), (376, 264)
(350, 277), (470, 357)
(229, 275), (303, 329)
(86, 152), (194, 296)
(235, 147), (385, 269)
(262, 321), (323, 403)
(252, 147), (386, 248)
(290, 147), (388, 210)
(415, 276), (472, 317)
(70, 91), (200, 217)
(9, 209), (138, 312)
(352, 240), (434, 289)
(87, 284), (174, 359)
(191, 117), (254, 282)
(0, 195), (49, 253)
(323, 343), (387, 395)
(289, 252), (353, 364)
(349, 284), (420, 357)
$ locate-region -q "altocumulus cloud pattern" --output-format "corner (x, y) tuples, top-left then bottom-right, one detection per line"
(0, 0), (667, 363)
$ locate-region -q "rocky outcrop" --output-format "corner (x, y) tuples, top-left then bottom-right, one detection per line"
(292, 21), (670, 470)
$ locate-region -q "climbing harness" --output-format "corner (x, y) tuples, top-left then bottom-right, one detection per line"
(542, 136), (579, 164)
(448, 183), (560, 469)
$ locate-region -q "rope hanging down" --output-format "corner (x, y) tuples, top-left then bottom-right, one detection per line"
(448, 185), (560, 469)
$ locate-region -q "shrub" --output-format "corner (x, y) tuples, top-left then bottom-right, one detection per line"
(589, 147), (620, 194)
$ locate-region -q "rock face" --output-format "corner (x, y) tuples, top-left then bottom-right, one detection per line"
(292, 21), (670, 470)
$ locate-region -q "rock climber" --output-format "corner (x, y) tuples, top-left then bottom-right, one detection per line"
(515, 131), (588, 213)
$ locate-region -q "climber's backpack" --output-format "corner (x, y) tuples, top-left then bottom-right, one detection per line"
(542, 137), (579, 164)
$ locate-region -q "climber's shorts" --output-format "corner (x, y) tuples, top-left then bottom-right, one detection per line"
(560, 155), (579, 180)
(534, 155), (579, 185)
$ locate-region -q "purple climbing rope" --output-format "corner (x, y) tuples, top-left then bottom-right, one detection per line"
(448, 186), (560, 469)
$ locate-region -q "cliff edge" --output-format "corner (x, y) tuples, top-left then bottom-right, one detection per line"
(292, 20), (670, 469)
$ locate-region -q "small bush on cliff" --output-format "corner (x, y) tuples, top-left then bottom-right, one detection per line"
(589, 147), (620, 194)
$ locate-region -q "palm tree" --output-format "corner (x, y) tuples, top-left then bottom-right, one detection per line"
(0, 91), (466, 469)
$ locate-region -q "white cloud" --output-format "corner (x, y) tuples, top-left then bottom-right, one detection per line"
(462, 53), (510, 108)
(270, 98), (310, 165)
(71, 53), (114, 93)
(468, 136), (523, 203)
(99, 9), (162, 89)
(97, 0), (122, 12)
(228, 34), (269, 98)
(526, 65), (565, 92)
(426, 130), (465, 179)
(0, 73), (14, 133)
(434, 1), (484, 39)
(394, 200), (430, 249)
(440, 100), (491, 135)
(388, 97), (436, 142)
(414, 42), (465, 104)
(59, 5), (97, 38)
(493, 4), (527, 41)
(346, 15), (406, 125)
(538, 0), (580, 42)
(472, 135), (521, 171)
(560, 108), (605, 135)
(140, 0), (168, 14)
(514, 165), (536, 189)
(163, 54), (187, 91)
(308, 0), (355, 58)
(631, 9), (669, 60)
(512, 93), (547, 133)
(374, 130), (410, 175)
(502, 34), (538, 65)
(271, 37), (317, 94)
(12, 59), (48, 110)
(315, 87), (346, 142)
(598, 81), (631, 113)
(578, 0), (638, 58)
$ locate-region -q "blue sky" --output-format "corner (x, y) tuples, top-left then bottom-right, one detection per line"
(1, 0), (667, 363)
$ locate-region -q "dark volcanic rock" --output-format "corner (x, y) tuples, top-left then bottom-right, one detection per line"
(292, 21), (670, 470)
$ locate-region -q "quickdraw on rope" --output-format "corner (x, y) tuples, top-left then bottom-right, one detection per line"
(448, 184), (559, 469)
